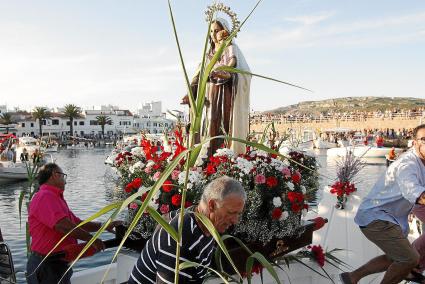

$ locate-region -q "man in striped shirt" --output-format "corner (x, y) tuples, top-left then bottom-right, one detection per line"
(128, 176), (246, 284)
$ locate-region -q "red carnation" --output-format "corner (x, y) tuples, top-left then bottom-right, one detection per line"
(125, 183), (133, 193)
(132, 177), (142, 189)
(272, 208), (282, 220)
(291, 203), (303, 212)
(205, 164), (216, 175)
(141, 191), (149, 202)
(292, 171), (301, 184)
(162, 180), (174, 193)
(266, 176), (278, 188)
(311, 245), (325, 267)
(171, 194), (182, 206)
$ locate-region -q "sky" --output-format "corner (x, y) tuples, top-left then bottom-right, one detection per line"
(1, 0), (425, 114)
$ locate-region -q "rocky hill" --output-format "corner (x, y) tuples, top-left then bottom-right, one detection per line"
(267, 96), (425, 115)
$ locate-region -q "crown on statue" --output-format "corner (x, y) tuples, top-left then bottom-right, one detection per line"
(205, 3), (240, 36)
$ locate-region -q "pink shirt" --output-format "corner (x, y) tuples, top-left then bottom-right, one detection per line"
(29, 184), (81, 255)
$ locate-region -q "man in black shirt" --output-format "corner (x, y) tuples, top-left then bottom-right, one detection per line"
(128, 176), (246, 284)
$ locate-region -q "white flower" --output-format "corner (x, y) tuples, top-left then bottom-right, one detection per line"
(270, 158), (285, 171)
(130, 147), (144, 156)
(129, 161), (145, 173)
(272, 197), (282, 207)
(214, 148), (235, 158)
(138, 186), (149, 194)
(279, 211), (289, 221)
(178, 170), (203, 185)
(302, 209), (308, 217)
(235, 157), (254, 175)
(187, 183), (193, 189)
(146, 160), (155, 168)
(301, 185), (306, 194)
(287, 182), (295, 191)
(256, 150), (268, 157)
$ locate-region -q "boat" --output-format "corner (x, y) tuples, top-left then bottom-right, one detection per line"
(67, 142), (95, 149)
(71, 178), (422, 284)
(327, 145), (404, 158)
(313, 137), (338, 149)
(0, 161), (28, 181)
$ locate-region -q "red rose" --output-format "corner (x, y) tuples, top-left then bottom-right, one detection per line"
(171, 194), (182, 206)
(292, 172), (301, 184)
(184, 201), (192, 208)
(162, 180), (174, 193)
(272, 208), (282, 220)
(266, 176), (278, 188)
(132, 177), (142, 189)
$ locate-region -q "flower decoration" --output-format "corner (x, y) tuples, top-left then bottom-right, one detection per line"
(111, 131), (320, 243)
(330, 151), (364, 209)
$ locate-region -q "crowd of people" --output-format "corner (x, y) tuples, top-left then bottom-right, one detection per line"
(252, 107), (425, 125)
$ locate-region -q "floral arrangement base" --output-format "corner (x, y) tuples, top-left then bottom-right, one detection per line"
(215, 220), (316, 274)
(104, 225), (148, 251)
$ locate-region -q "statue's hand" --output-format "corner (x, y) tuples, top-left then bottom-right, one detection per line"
(181, 95), (189, 105)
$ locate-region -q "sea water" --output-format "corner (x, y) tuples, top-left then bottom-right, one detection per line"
(0, 148), (387, 283)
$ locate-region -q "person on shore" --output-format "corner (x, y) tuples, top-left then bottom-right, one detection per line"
(340, 124), (425, 284)
(26, 163), (122, 284)
(128, 176), (246, 284)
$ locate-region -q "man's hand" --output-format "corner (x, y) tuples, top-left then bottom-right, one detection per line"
(181, 95), (189, 105)
(417, 192), (425, 205)
(106, 220), (124, 234)
(92, 239), (105, 252)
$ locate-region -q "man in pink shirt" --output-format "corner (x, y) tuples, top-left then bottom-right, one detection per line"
(26, 163), (121, 284)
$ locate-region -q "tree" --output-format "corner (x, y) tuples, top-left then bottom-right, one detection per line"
(63, 104), (81, 137)
(96, 115), (112, 137)
(0, 112), (14, 134)
(32, 107), (51, 137)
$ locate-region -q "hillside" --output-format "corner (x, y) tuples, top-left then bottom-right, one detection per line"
(266, 97), (425, 115)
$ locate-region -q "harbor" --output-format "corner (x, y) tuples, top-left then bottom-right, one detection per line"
(0, 145), (397, 283)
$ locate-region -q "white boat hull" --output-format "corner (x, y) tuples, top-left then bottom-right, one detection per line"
(0, 162), (28, 181)
(313, 139), (338, 149)
(327, 146), (403, 158)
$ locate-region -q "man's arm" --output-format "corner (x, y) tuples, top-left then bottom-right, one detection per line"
(54, 217), (104, 251)
(396, 161), (425, 204)
(78, 220), (123, 233)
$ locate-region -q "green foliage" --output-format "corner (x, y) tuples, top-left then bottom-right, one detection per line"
(96, 115), (112, 136)
(63, 104), (82, 136)
(32, 107), (51, 136)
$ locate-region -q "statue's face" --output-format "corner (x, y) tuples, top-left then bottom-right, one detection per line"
(210, 22), (223, 44)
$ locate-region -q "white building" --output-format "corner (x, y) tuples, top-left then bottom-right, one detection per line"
(6, 106), (175, 137)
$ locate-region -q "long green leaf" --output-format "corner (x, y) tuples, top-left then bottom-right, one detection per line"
(109, 148), (191, 263)
(146, 206), (178, 241)
(246, 252), (281, 284)
(215, 66), (313, 92)
(18, 190), (26, 227)
(179, 261), (231, 284)
(167, 0), (195, 112)
(194, 212), (242, 279)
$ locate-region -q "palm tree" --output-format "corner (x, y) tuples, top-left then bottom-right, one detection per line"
(63, 104), (81, 137)
(96, 115), (112, 137)
(0, 112), (14, 134)
(32, 107), (51, 137)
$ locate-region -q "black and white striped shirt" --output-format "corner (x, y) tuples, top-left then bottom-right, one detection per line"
(128, 210), (216, 284)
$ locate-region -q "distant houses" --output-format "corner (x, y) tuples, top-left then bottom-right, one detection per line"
(0, 102), (181, 137)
